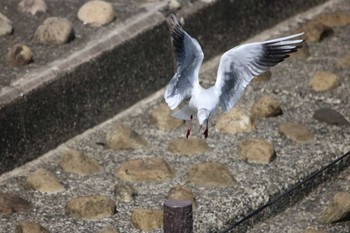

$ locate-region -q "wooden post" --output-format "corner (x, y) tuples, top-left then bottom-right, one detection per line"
(163, 199), (193, 233)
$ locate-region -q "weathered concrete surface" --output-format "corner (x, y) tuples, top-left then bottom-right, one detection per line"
(0, 0), (328, 174)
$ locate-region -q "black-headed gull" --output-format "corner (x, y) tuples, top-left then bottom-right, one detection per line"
(164, 13), (304, 139)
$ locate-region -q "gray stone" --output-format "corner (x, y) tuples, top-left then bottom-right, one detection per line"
(7, 44), (33, 66)
(27, 168), (65, 193)
(106, 123), (147, 150)
(250, 96), (282, 118)
(115, 182), (137, 203)
(0, 12), (13, 36)
(309, 71), (339, 92)
(188, 162), (236, 187)
(319, 192), (350, 224)
(216, 107), (256, 134)
(0, 193), (32, 214)
(167, 137), (209, 155)
(150, 103), (182, 131)
(167, 184), (196, 208)
(313, 108), (350, 126)
(278, 122), (314, 143)
(78, 1), (115, 27)
(66, 195), (116, 220)
(238, 138), (275, 164)
(34, 17), (74, 45)
(131, 208), (163, 231)
(15, 221), (49, 233)
(18, 0), (48, 15)
(115, 158), (173, 182)
(59, 149), (101, 175)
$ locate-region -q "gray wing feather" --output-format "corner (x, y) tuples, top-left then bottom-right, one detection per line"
(215, 33), (304, 112)
(164, 14), (204, 110)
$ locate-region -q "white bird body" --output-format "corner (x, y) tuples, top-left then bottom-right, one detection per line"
(164, 13), (304, 138)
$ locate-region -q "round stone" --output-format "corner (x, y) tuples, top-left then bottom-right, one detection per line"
(115, 158), (173, 182)
(168, 0), (182, 11)
(99, 225), (119, 233)
(66, 195), (116, 220)
(167, 137), (209, 155)
(296, 20), (333, 42)
(18, 0), (48, 16)
(318, 192), (350, 224)
(59, 149), (101, 175)
(316, 12), (350, 27)
(131, 208), (163, 231)
(15, 221), (49, 233)
(7, 44), (33, 66)
(337, 53), (350, 69)
(278, 122), (314, 143)
(238, 138), (275, 164)
(216, 107), (256, 134)
(106, 123), (147, 150)
(0, 12), (13, 36)
(27, 168), (65, 193)
(187, 162), (235, 187)
(78, 1), (115, 27)
(250, 95), (282, 118)
(34, 17), (74, 45)
(302, 229), (326, 233)
(150, 103), (183, 131)
(309, 71), (339, 92)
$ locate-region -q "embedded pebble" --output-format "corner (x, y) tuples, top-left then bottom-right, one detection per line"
(99, 225), (119, 233)
(238, 138), (275, 164)
(216, 107), (256, 134)
(250, 96), (282, 118)
(27, 168), (65, 193)
(278, 122), (314, 143)
(316, 12), (350, 27)
(150, 103), (182, 131)
(167, 184), (196, 208)
(115, 158), (173, 182)
(131, 208), (163, 231)
(309, 71), (339, 92)
(34, 17), (74, 45)
(167, 137), (209, 155)
(253, 70), (271, 82)
(313, 108), (350, 126)
(78, 0), (115, 27)
(15, 221), (49, 233)
(59, 149), (101, 175)
(297, 20), (333, 42)
(318, 192), (350, 224)
(302, 229), (326, 233)
(18, 0), (48, 15)
(106, 123), (147, 150)
(187, 162), (235, 187)
(66, 195), (116, 220)
(7, 44), (33, 66)
(337, 53), (350, 69)
(290, 41), (310, 59)
(0, 193), (32, 214)
(0, 13), (13, 36)
(115, 182), (137, 203)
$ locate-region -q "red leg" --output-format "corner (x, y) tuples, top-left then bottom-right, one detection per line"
(186, 115), (193, 138)
(203, 120), (208, 139)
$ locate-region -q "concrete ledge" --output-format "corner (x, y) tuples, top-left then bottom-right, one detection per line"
(0, 0), (328, 174)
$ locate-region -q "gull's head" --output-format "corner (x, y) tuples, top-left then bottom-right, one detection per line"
(197, 109), (210, 126)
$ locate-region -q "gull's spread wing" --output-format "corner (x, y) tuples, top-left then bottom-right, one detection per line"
(164, 14), (204, 110)
(215, 33), (304, 112)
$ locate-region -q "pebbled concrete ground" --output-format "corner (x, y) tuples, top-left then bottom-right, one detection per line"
(1, 0), (350, 232)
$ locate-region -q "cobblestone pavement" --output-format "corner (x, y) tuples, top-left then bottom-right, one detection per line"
(1, 0), (350, 232)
